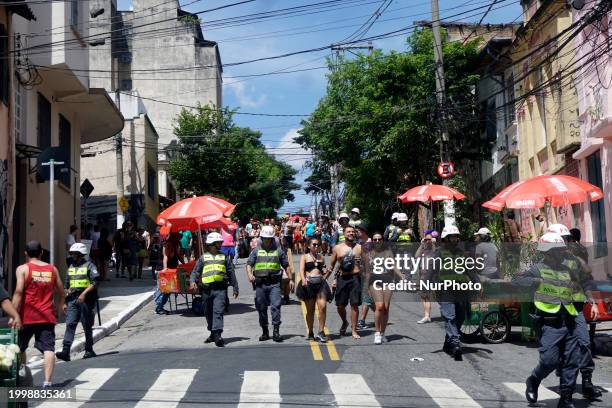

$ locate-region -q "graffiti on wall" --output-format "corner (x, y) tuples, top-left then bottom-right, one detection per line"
(0, 160), (8, 281)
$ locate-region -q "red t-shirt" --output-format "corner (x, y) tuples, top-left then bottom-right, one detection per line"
(21, 262), (57, 325)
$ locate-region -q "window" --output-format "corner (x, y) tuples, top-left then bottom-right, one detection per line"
(58, 115), (71, 188)
(37, 93), (51, 149)
(0, 24), (8, 105)
(587, 151), (607, 257)
(147, 165), (156, 200)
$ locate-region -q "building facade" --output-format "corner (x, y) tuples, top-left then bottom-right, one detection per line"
(2, 0), (122, 291)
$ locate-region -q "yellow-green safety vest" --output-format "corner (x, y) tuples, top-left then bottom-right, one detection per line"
(337, 227), (345, 243)
(396, 229), (412, 246)
(534, 266), (578, 316)
(254, 248), (281, 278)
(564, 257), (587, 303)
(438, 249), (469, 283)
(349, 219), (362, 227)
(201, 253), (227, 284)
(68, 266), (90, 289)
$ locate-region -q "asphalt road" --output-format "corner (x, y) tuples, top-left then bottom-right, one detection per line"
(32, 257), (612, 408)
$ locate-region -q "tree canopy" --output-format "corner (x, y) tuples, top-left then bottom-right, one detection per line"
(168, 105), (299, 220)
(296, 29), (488, 230)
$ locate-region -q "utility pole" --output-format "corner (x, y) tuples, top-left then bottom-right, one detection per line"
(328, 42), (374, 218)
(42, 159), (65, 265)
(431, 0), (455, 227)
(115, 90), (125, 229)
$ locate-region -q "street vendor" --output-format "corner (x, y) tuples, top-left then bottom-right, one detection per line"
(190, 232), (239, 347)
(56, 243), (99, 362)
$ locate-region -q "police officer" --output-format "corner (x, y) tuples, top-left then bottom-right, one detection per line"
(391, 213), (413, 247)
(522, 232), (589, 408)
(246, 226), (293, 342)
(56, 243), (99, 361)
(383, 213), (399, 241)
(437, 225), (474, 361)
(547, 224), (602, 401)
(334, 213), (350, 245)
(190, 232), (239, 347)
(348, 208), (362, 227)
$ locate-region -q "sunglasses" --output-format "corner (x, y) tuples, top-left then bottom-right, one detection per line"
(373, 238), (383, 242)
(423, 238), (432, 242)
(311, 243), (321, 247)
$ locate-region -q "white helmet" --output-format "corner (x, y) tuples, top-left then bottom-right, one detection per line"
(441, 225), (460, 238)
(260, 226), (275, 238)
(547, 223), (571, 237)
(397, 213), (408, 222)
(538, 232), (566, 252)
(351, 208), (360, 215)
(391, 212), (399, 220)
(205, 232), (223, 245)
(338, 212), (349, 220)
(474, 227), (491, 236)
(69, 242), (88, 255)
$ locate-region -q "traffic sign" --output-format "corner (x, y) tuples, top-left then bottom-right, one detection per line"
(36, 147), (69, 181)
(437, 161), (455, 179)
(118, 196), (129, 212)
(80, 179), (94, 199)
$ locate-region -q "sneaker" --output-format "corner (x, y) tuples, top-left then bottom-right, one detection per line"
(42, 382), (53, 388)
(417, 316), (431, 324)
(356, 320), (366, 330)
(374, 332), (382, 345)
(339, 321), (349, 336)
(155, 309), (170, 315)
(307, 332), (315, 341)
(315, 331), (328, 343)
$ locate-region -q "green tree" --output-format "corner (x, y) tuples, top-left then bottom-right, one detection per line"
(296, 29), (488, 231)
(168, 105), (299, 220)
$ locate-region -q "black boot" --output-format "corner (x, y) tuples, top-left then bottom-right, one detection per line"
(452, 346), (462, 361)
(442, 341), (452, 354)
(273, 325), (283, 343)
(259, 326), (270, 341)
(557, 390), (575, 408)
(55, 347), (71, 362)
(525, 375), (539, 403)
(204, 333), (215, 343)
(581, 373), (602, 400)
(83, 350), (97, 359)
(214, 332), (225, 348)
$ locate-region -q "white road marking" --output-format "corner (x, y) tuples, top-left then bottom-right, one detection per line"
(36, 368), (118, 408)
(325, 373), (381, 408)
(414, 377), (481, 407)
(134, 369), (198, 408)
(237, 370), (281, 408)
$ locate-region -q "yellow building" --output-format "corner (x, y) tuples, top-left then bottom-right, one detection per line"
(512, 0), (583, 231)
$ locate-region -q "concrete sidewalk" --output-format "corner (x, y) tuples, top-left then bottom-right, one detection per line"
(28, 267), (156, 366)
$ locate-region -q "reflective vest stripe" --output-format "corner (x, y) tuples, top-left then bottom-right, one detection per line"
(201, 254), (227, 284)
(534, 267), (577, 316)
(254, 249), (281, 278)
(68, 266), (89, 289)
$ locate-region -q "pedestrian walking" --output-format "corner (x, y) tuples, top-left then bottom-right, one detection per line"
(97, 228), (112, 281)
(414, 231), (438, 324)
(246, 226), (293, 342)
(297, 237), (332, 342)
(383, 213), (399, 241)
(333, 213), (350, 246)
(474, 227), (500, 280)
(137, 227), (148, 279)
(348, 208), (362, 227)
(356, 223), (373, 331)
(12, 241), (65, 387)
(155, 233), (183, 315)
(190, 232), (239, 347)
(56, 243), (99, 361)
(521, 232), (591, 408)
(328, 225), (363, 339)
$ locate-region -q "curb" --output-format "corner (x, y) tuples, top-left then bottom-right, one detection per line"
(29, 291), (154, 368)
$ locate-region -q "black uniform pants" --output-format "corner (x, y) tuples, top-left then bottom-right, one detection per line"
(63, 295), (95, 352)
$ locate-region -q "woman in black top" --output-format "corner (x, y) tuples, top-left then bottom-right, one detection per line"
(297, 238), (332, 342)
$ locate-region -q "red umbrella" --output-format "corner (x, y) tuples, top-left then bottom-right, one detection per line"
(482, 175), (603, 211)
(399, 184), (466, 203)
(157, 196), (236, 231)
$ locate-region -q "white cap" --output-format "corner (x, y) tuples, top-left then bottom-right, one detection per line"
(547, 223), (571, 237)
(441, 225), (460, 238)
(260, 226), (276, 238)
(474, 227), (491, 236)
(391, 212), (399, 220)
(397, 213), (408, 222)
(69, 243), (88, 255)
(538, 232), (566, 251)
(351, 208), (360, 214)
(339, 212), (349, 220)
(205, 232), (223, 245)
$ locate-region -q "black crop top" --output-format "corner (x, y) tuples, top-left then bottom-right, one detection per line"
(304, 256), (325, 272)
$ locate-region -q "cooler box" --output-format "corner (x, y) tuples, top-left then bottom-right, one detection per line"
(158, 269), (179, 293)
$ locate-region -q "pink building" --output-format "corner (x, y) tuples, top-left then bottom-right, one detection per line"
(572, 4), (611, 278)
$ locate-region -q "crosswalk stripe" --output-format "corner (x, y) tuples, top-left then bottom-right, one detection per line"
(325, 373), (381, 408)
(37, 368), (118, 408)
(503, 382), (559, 401)
(238, 370), (281, 408)
(414, 377), (481, 408)
(134, 369), (198, 408)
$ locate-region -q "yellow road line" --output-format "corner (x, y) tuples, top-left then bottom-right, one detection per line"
(300, 301), (323, 360)
(315, 307), (340, 361)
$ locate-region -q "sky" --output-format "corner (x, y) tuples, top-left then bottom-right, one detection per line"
(117, 0), (523, 214)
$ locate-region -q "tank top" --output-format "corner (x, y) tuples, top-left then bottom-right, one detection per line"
(22, 262), (57, 325)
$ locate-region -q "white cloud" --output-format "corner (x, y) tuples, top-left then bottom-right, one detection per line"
(268, 128), (310, 169)
(225, 80), (267, 108)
